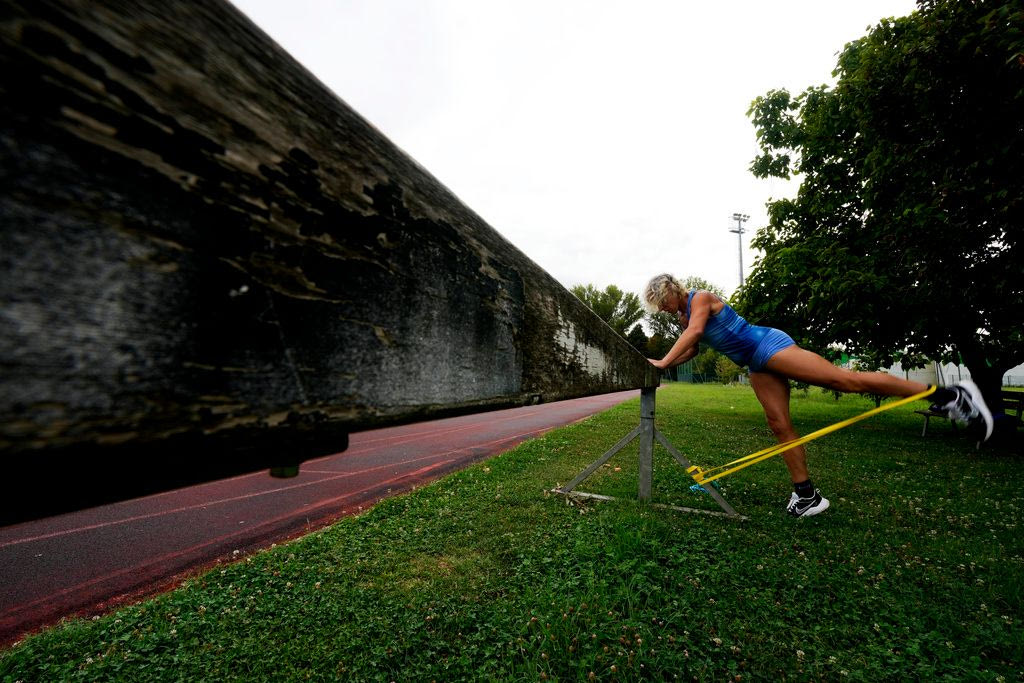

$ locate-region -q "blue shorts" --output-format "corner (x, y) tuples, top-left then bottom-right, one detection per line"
(748, 327), (796, 372)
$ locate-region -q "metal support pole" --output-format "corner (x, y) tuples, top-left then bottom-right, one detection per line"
(655, 430), (739, 518)
(558, 424), (641, 494)
(637, 387), (656, 500)
(553, 387), (743, 519)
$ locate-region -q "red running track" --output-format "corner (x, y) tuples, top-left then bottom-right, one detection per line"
(0, 390), (639, 646)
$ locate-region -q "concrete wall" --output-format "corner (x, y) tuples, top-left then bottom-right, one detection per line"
(0, 0), (657, 519)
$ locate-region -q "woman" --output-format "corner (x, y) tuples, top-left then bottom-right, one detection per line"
(642, 274), (993, 517)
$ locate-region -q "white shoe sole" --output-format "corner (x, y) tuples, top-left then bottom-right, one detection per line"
(958, 380), (994, 441)
(800, 497), (830, 517)
(787, 495), (830, 517)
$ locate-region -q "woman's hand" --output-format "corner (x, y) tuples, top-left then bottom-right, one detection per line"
(648, 358), (666, 370)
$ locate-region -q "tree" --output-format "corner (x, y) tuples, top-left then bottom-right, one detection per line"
(692, 347), (720, 382)
(715, 355), (744, 384)
(625, 324), (648, 354)
(570, 282), (650, 356)
(570, 284), (645, 338)
(741, 0), (1024, 414)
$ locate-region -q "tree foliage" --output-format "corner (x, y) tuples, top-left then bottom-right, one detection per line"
(625, 324), (648, 354)
(740, 0), (1024, 407)
(570, 283), (645, 344)
(691, 348), (720, 381)
(715, 355), (744, 384)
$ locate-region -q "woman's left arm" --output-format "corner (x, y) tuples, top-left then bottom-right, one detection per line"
(669, 345), (699, 367)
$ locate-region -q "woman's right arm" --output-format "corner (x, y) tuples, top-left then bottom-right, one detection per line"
(654, 291), (712, 368)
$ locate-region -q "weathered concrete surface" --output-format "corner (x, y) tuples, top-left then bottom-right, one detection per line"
(0, 1), (657, 521)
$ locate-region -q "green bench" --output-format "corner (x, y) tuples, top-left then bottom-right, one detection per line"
(1000, 389), (1024, 427)
(916, 388), (1023, 442)
(914, 407), (958, 437)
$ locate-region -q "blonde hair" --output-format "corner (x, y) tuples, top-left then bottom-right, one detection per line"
(642, 273), (684, 314)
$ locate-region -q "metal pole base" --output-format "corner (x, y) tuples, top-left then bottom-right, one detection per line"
(552, 387), (744, 519)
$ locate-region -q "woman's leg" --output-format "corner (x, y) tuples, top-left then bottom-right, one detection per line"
(749, 371), (808, 483)
(763, 346), (929, 397)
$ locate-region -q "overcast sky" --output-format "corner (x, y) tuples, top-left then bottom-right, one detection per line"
(230, 0), (918, 299)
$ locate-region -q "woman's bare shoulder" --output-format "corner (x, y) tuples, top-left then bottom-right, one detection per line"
(692, 290), (725, 314)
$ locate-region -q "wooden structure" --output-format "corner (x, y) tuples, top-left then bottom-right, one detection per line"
(0, 0), (657, 521)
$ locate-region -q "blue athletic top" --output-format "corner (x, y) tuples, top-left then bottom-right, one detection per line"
(686, 289), (795, 372)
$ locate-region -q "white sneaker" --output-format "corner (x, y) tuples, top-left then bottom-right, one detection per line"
(786, 490), (830, 517)
(942, 380), (994, 441)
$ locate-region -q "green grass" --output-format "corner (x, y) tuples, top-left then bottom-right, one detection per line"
(3, 384), (1022, 682)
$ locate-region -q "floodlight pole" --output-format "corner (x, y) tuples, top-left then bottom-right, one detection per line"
(729, 213), (749, 289)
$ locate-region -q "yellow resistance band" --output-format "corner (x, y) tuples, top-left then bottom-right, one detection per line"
(687, 385), (937, 486)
